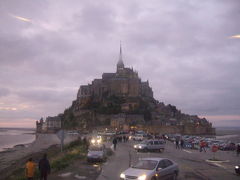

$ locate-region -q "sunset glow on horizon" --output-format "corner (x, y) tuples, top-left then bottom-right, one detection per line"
(229, 34), (240, 39)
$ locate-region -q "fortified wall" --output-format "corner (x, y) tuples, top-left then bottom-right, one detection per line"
(138, 125), (215, 135)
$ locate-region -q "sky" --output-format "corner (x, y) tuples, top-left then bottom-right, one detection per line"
(0, 0), (240, 128)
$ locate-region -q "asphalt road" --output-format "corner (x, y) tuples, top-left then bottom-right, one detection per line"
(97, 140), (240, 180)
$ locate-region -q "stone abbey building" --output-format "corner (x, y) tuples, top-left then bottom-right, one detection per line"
(76, 45), (153, 111)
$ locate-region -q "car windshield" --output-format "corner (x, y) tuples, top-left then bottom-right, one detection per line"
(132, 160), (158, 170)
(141, 141), (148, 144)
(89, 146), (103, 151)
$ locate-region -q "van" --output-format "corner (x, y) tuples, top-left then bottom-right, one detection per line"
(134, 139), (166, 152)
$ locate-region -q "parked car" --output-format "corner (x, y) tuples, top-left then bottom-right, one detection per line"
(67, 130), (79, 135)
(120, 158), (179, 180)
(219, 142), (236, 151)
(87, 144), (107, 162)
(132, 134), (144, 141)
(235, 165), (240, 175)
(134, 139), (165, 152)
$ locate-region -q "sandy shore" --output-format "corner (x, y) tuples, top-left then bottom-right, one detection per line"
(0, 133), (78, 179)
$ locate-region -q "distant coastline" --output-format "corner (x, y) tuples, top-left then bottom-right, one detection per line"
(0, 128), (36, 152)
(215, 127), (240, 143)
(0, 127), (35, 131)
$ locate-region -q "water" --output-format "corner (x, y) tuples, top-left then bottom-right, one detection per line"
(0, 128), (36, 151)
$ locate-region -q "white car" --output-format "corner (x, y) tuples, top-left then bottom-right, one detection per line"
(120, 158), (179, 180)
(134, 140), (165, 152)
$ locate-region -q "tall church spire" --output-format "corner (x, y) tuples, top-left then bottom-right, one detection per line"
(117, 42), (124, 70)
(119, 41), (123, 61)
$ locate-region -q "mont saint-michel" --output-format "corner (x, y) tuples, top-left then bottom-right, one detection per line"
(37, 47), (215, 135)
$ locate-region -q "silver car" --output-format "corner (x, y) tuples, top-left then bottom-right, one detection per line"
(132, 134), (144, 141)
(134, 140), (165, 152)
(87, 144), (106, 162)
(120, 158), (179, 180)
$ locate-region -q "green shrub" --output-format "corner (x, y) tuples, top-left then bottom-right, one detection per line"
(51, 158), (69, 171)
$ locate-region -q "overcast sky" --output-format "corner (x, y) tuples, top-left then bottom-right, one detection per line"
(0, 0), (240, 128)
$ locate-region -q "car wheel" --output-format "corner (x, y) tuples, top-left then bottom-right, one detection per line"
(103, 157), (107, 162)
(172, 172), (178, 180)
(144, 148), (148, 152)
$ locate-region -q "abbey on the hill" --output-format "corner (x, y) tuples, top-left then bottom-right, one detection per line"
(76, 45), (153, 111)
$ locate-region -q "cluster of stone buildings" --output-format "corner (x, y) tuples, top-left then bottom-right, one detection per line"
(36, 45), (215, 135)
(36, 115), (62, 133)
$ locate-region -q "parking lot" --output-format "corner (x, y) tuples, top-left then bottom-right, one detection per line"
(97, 139), (240, 180)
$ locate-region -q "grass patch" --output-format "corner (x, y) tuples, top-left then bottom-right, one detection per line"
(50, 139), (88, 172)
(6, 139), (87, 180)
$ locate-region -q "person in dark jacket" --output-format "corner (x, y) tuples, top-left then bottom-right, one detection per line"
(175, 139), (180, 149)
(112, 137), (117, 151)
(237, 144), (240, 156)
(39, 153), (51, 180)
(180, 139), (184, 149)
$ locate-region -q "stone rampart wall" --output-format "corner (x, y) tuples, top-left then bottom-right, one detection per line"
(138, 125), (215, 135)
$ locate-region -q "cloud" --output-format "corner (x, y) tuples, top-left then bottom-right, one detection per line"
(0, 0), (240, 127)
(0, 88), (10, 97)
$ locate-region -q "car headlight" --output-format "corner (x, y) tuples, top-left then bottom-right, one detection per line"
(235, 166), (239, 169)
(97, 139), (101, 143)
(138, 174), (146, 180)
(139, 146), (142, 149)
(120, 173), (125, 178)
(134, 145), (137, 148)
(91, 139), (95, 144)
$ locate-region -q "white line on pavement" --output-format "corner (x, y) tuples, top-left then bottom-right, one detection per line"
(183, 150), (193, 153)
(212, 162), (227, 169)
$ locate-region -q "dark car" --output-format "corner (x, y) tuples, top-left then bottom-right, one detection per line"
(219, 142), (236, 151)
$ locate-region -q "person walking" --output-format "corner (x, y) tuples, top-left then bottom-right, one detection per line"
(180, 139), (184, 149)
(175, 139), (180, 149)
(199, 141), (206, 152)
(25, 158), (36, 180)
(39, 154), (51, 180)
(199, 141), (203, 152)
(237, 143), (240, 156)
(124, 136), (127, 142)
(112, 137), (117, 151)
(202, 141), (207, 152)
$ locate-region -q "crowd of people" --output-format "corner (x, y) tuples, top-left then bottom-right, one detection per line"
(174, 137), (240, 156)
(175, 138), (185, 150)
